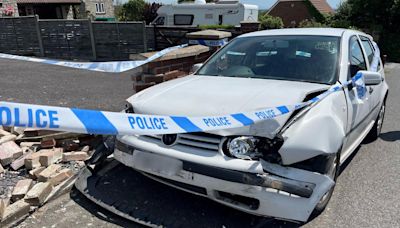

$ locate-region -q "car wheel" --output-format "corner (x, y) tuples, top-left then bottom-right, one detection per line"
(366, 100), (386, 141)
(312, 152), (340, 215)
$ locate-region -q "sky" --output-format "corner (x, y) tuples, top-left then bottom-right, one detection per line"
(144, 0), (343, 10)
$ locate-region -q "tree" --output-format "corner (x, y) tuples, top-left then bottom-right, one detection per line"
(259, 13), (283, 30)
(117, 0), (146, 21)
(177, 0), (216, 3)
(330, 0), (400, 62)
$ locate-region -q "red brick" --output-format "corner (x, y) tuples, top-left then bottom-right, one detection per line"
(134, 82), (156, 93)
(40, 138), (56, 149)
(143, 75), (164, 83)
(38, 164), (61, 182)
(62, 152), (89, 162)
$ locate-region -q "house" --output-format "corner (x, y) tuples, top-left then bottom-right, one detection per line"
(268, 0), (334, 27)
(0, 0), (114, 20)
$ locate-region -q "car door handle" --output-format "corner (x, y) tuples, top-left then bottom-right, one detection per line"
(369, 87), (374, 94)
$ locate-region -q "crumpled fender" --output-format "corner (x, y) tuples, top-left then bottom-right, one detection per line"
(279, 92), (347, 165)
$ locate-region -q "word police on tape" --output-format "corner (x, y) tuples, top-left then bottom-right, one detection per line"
(0, 73), (367, 136)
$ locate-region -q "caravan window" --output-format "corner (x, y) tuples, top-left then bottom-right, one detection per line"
(174, 14), (194, 25)
(154, 17), (165, 25)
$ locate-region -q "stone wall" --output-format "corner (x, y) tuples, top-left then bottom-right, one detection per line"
(82, 0), (115, 19)
(130, 45), (212, 93)
(0, 0), (19, 17)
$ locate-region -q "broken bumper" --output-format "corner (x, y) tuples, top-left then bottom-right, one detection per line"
(113, 135), (335, 222)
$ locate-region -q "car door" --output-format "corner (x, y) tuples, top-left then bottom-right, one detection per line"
(359, 35), (384, 114)
(341, 35), (372, 162)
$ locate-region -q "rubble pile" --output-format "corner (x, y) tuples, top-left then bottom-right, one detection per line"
(0, 126), (98, 226)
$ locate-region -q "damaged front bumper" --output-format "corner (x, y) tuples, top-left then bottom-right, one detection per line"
(113, 135), (335, 222)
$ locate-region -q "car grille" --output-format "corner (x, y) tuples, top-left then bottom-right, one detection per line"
(142, 132), (222, 152)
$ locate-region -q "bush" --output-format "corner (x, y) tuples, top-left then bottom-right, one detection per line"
(117, 0), (146, 21)
(259, 14), (283, 30)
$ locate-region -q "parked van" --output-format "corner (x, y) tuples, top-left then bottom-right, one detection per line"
(152, 0), (259, 27)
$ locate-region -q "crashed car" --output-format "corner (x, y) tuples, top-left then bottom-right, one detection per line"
(114, 28), (388, 222)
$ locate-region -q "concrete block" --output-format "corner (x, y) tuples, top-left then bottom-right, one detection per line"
(11, 179), (33, 201)
(0, 200), (30, 223)
(37, 164), (61, 182)
(62, 152), (89, 162)
(24, 182), (53, 206)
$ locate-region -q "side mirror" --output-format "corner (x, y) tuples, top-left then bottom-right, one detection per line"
(191, 63), (203, 73)
(358, 70), (383, 86)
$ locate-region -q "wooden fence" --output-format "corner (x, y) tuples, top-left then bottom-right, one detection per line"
(0, 16), (150, 61)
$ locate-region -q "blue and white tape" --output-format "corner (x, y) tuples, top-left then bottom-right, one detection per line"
(0, 44), (187, 73)
(189, 38), (228, 47)
(0, 74), (365, 136)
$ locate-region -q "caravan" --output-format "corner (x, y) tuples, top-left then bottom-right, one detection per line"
(152, 0), (259, 27)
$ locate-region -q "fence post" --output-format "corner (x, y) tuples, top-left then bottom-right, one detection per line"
(87, 19), (97, 61)
(142, 21), (147, 52)
(34, 15), (44, 57)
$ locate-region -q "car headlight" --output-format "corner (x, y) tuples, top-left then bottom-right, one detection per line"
(124, 102), (134, 113)
(225, 136), (284, 162)
(228, 136), (260, 160)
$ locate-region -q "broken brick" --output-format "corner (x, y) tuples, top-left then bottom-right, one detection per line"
(0, 129), (11, 136)
(49, 169), (73, 186)
(0, 141), (23, 166)
(19, 142), (40, 148)
(11, 179), (33, 201)
(0, 198), (9, 219)
(1, 199), (30, 223)
(25, 182), (53, 206)
(60, 140), (80, 151)
(62, 152), (89, 162)
(0, 134), (17, 145)
(38, 148), (63, 167)
(38, 164), (61, 182)
(40, 138), (56, 149)
(10, 149), (33, 170)
(24, 153), (42, 170)
(28, 167), (46, 180)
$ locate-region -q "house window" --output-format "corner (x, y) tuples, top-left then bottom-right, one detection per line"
(95, 3), (105, 14)
(174, 14), (194, 25)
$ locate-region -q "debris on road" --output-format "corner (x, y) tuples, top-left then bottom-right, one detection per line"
(0, 126), (97, 227)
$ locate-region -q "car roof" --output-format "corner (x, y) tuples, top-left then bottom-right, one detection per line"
(239, 28), (362, 38)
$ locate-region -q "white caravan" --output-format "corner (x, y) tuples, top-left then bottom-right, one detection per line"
(152, 0), (259, 27)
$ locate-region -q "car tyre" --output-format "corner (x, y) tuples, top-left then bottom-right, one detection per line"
(312, 152), (340, 215)
(366, 100), (386, 141)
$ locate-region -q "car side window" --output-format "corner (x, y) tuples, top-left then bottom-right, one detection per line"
(349, 36), (367, 77)
(360, 36), (382, 71)
(360, 36), (374, 65)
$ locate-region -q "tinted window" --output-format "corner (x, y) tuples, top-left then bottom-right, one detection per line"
(197, 36), (340, 84)
(174, 15), (193, 25)
(349, 36), (367, 77)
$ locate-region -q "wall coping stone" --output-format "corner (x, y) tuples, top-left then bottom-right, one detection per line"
(130, 45), (210, 62)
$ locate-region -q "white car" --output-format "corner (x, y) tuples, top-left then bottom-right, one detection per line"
(114, 28), (388, 222)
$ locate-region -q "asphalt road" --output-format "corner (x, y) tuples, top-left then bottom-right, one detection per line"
(0, 58), (399, 228)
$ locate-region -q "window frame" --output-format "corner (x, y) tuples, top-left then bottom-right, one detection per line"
(348, 35), (368, 78)
(173, 14), (194, 26)
(95, 3), (105, 14)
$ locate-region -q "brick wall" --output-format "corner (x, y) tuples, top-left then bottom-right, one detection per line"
(268, 1), (313, 27)
(130, 45), (212, 93)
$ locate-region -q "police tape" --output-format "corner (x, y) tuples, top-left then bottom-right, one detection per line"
(0, 44), (187, 73)
(0, 74), (366, 136)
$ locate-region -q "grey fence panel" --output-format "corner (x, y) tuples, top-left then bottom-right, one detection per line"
(39, 19), (93, 60)
(0, 16), (41, 56)
(93, 22), (146, 61)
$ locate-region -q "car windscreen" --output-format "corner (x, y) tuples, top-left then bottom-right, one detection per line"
(196, 35), (340, 84)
